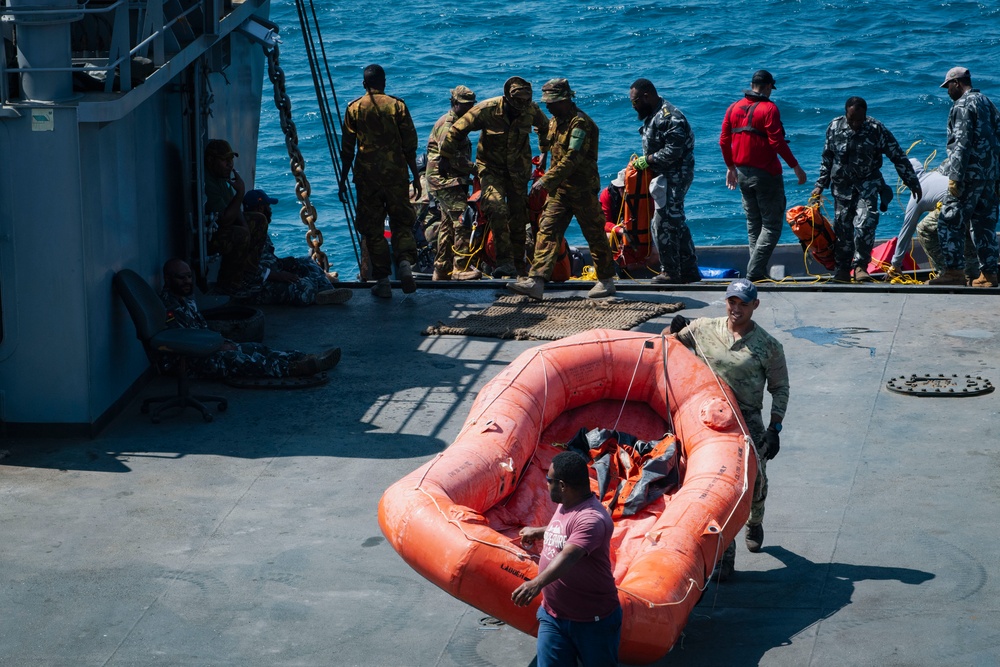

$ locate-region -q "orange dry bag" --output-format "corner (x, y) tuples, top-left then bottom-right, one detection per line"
(786, 204), (836, 270)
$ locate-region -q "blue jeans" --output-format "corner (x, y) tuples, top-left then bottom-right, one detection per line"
(535, 605), (622, 667)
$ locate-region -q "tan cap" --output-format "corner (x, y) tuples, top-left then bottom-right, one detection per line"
(541, 78), (574, 103)
(205, 139), (238, 159)
(941, 66), (971, 88)
(611, 168), (627, 188)
(504, 76), (532, 100)
(450, 85), (476, 104)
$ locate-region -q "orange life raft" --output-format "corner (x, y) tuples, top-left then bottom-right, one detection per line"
(378, 329), (756, 664)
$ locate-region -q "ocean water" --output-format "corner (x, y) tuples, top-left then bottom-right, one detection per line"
(252, 0), (1000, 274)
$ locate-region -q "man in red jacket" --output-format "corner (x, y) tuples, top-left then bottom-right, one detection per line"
(720, 70), (808, 282)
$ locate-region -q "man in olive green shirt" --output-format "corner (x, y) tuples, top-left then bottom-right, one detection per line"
(438, 76), (550, 277)
(673, 278), (789, 580)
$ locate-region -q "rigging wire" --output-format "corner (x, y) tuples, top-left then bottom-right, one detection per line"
(293, 0), (364, 276)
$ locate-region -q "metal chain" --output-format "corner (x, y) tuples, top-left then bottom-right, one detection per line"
(264, 44), (330, 272)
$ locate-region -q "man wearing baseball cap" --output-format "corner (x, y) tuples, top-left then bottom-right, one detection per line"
(929, 66), (1000, 287)
(671, 278), (789, 580)
(240, 189), (352, 306)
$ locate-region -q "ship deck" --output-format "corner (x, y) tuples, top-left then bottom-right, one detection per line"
(2, 282), (999, 666)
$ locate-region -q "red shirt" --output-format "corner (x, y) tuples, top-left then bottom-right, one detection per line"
(720, 94), (799, 176)
(538, 494), (619, 622)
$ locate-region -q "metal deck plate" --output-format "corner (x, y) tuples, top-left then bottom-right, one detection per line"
(886, 373), (995, 396)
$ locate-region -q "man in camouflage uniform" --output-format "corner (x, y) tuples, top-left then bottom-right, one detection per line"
(629, 78), (700, 284)
(438, 76), (550, 277)
(159, 259), (341, 378)
(427, 85), (481, 281)
(238, 189), (353, 306)
(204, 139), (267, 296)
(811, 97), (922, 283)
(338, 64), (422, 298)
(508, 78), (616, 300)
(929, 67), (1000, 287)
(672, 278), (789, 581)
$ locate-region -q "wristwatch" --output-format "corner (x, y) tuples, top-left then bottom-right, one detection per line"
(771, 422), (782, 433)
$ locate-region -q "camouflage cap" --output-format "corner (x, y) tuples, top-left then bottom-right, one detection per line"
(205, 139), (238, 159)
(504, 76), (532, 100)
(541, 78), (574, 103)
(450, 85), (476, 104)
(940, 66), (971, 88)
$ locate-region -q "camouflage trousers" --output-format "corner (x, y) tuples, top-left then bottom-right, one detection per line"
(529, 187), (615, 281)
(737, 166), (787, 281)
(189, 342), (305, 379)
(743, 409), (769, 527)
(938, 180), (1000, 273)
(431, 185), (473, 273)
(354, 179), (417, 280)
(480, 169), (529, 272)
(243, 256), (331, 307)
(651, 172), (699, 280)
(916, 209), (979, 279)
(830, 183), (880, 271)
(209, 217), (268, 290)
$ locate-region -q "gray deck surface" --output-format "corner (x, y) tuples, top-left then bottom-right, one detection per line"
(3, 282), (999, 666)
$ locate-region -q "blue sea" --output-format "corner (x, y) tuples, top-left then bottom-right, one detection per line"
(252, 0), (1000, 275)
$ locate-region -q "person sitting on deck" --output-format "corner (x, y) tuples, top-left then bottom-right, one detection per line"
(159, 258), (341, 379)
(203, 139), (268, 297)
(237, 188), (353, 307)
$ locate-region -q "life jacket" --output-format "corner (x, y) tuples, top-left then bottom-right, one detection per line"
(786, 204), (836, 270)
(730, 101), (767, 138)
(609, 164), (654, 270)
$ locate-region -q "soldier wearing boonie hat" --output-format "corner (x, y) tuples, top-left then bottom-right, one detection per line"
(427, 85), (482, 281)
(671, 276), (789, 581)
(931, 65), (1000, 287)
(438, 77), (550, 278)
(508, 78), (617, 301)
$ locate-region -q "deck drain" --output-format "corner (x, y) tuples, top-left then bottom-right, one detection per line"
(886, 374), (994, 397)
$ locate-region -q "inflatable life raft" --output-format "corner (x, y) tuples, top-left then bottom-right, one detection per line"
(378, 329), (756, 664)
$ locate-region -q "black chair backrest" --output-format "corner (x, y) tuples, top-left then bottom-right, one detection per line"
(114, 269), (168, 343)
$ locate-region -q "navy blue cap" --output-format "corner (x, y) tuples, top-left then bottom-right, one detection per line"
(243, 189), (278, 207)
(725, 278), (758, 303)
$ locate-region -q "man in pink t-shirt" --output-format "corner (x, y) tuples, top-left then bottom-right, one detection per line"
(512, 451), (621, 667)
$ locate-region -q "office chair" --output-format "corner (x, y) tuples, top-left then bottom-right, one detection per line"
(113, 269), (228, 422)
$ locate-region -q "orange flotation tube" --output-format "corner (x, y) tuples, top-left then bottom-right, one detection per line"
(378, 329), (756, 665)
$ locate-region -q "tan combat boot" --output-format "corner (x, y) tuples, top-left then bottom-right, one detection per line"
(507, 277), (544, 300)
(432, 267), (450, 281)
(927, 269), (966, 285)
(971, 272), (998, 288)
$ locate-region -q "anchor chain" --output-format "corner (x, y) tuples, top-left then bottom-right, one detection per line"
(264, 44), (330, 272)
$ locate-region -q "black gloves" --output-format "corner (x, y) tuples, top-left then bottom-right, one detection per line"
(763, 427), (780, 460)
(669, 314), (690, 334)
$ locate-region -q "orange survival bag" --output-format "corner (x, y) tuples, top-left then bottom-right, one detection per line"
(786, 204), (836, 270)
(607, 164), (656, 271)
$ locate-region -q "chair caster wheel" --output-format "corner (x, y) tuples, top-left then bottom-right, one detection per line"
(203, 412), (214, 423)
(140, 404), (150, 414)
(217, 401), (228, 412)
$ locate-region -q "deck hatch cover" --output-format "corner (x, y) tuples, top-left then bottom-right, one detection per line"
(886, 374), (994, 397)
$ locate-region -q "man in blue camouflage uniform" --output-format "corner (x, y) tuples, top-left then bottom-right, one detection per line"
(629, 78), (700, 284)
(672, 278), (789, 581)
(507, 78), (616, 300)
(338, 64), (422, 298)
(929, 67), (1000, 287)
(159, 259), (340, 378)
(811, 97), (922, 283)
(438, 76), (550, 277)
(427, 85), (481, 281)
(239, 189), (353, 306)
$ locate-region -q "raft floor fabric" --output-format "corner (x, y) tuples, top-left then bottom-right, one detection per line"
(422, 295), (684, 340)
